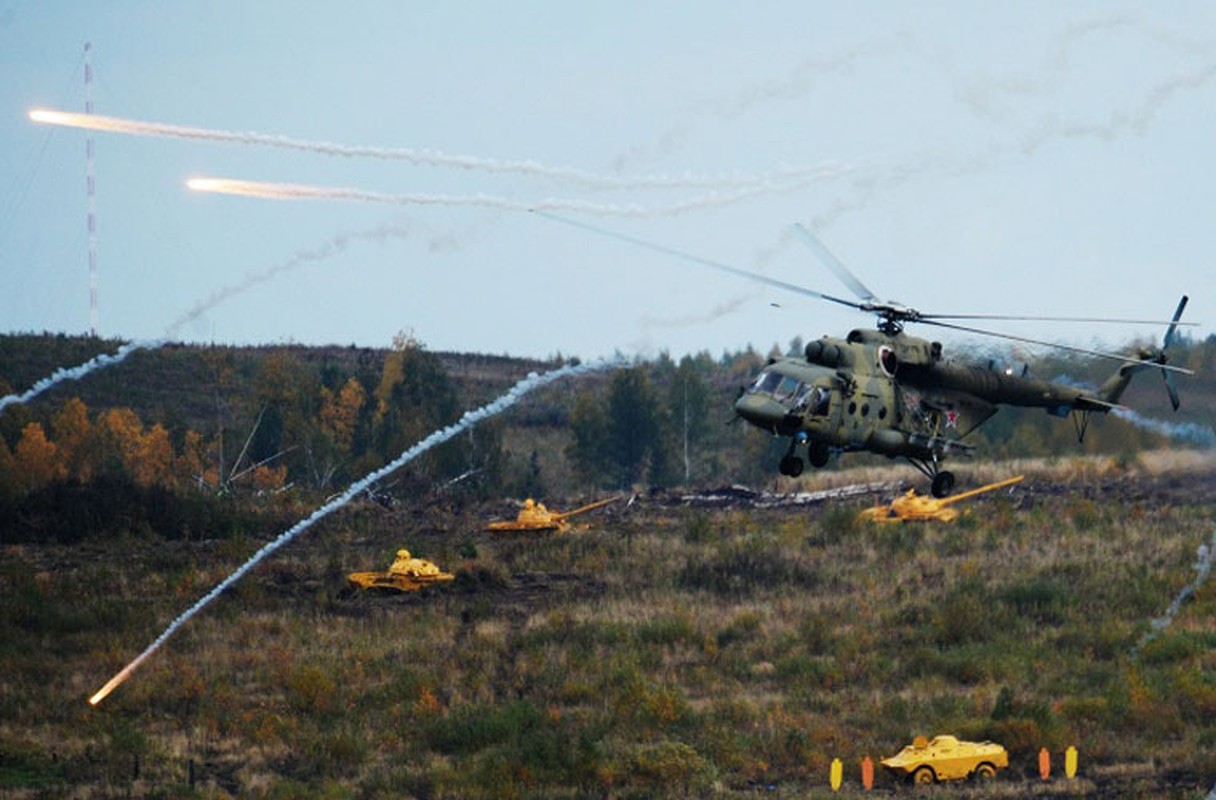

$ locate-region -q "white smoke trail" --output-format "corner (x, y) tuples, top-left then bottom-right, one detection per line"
(164, 219), (431, 337)
(0, 339), (164, 412)
(187, 171), (849, 217)
(30, 107), (848, 193)
(87, 357), (624, 705)
(1132, 529), (1215, 659)
(1113, 407), (1216, 448)
(0, 217), (465, 413)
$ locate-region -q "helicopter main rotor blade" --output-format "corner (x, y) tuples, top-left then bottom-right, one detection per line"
(919, 312), (1198, 327)
(536, 211), (863, 311)
(919, 318), (1195, 375)
(791, 223), (879, 302)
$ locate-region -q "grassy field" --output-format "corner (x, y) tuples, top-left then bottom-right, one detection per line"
(2, 451), (1214, 798)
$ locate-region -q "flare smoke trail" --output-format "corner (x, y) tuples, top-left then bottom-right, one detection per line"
(0, 340), (162, 412)
(0, 217), (461, 413)
(87, 357), (623, 706)
(165, 220), (431, 337)
(1132, 529), (1215, 659)
(29, 108), (849, 193)
(186, 173), (842, 217)
(1113, 407), (1216, 448)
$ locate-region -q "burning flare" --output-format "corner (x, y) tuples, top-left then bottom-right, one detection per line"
(28, 106), (850, 191)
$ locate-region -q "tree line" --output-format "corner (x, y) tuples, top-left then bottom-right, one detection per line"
(1, 332), (1212, 540)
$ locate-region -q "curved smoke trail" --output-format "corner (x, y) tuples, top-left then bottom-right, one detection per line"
(1132, 529), (1215, 659)
(164, 220), (432, 337)
(87, 357), (624, 705)
(0, 339), (164, 412)
(0, 219), (437, 411)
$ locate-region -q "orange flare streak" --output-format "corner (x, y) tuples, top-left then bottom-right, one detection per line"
(88, 650), (152, 706)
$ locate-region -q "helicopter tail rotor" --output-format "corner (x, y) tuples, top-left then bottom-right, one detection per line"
(1160, 295), (1188, 411)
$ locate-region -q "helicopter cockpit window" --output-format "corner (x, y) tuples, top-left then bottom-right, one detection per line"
(750, 370), (783, 395)
(773, 376), (802, 401)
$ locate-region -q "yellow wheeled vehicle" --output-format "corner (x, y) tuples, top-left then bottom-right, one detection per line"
(486, 496), (620, 534)
(859, 475), (1023, 523)
(881, 735), (1008, 784)
(347, 549), (455, 593)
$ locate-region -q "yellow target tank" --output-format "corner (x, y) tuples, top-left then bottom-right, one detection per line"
(347, 549), (455, 593)
(859, 475), (1023, 523)
(486, 496), (620, 534)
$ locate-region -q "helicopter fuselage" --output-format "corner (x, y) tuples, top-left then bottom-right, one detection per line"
(734, 328), (1135, 477)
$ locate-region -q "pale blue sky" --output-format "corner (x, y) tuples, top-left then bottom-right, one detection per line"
(1, 2), (1212, 360)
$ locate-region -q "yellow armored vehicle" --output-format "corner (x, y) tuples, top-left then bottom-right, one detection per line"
(347, 549), (455, 593)
(859, 475), (1023, 523)
(881, 735), (1008, 784)
(486, 496), (619, 534)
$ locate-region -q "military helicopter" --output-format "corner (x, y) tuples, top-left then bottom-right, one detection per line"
(733, 225), (1193, 496)
(535, 212), (1194, 497)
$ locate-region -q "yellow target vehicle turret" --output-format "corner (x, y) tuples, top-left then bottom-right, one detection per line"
(347, 549), (455, 593)
(860, 475), (1023, 523)
(486, 496), (620, 534)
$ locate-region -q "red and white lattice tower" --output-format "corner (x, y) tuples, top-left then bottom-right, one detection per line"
(85, 41), (99, 336)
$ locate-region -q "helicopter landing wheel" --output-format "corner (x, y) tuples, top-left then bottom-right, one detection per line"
(779, 454), (804, 477)
(807, 442), (830, 468)
(930, 471), (955, 498)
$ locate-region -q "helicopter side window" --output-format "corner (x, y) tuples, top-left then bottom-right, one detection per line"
(807, 386), (831, 416)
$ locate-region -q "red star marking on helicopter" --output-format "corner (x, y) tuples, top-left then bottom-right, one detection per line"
(945, 409), (959, 428)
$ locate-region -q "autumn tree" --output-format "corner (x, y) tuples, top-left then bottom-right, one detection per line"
(131, 423), (174, 488)
(94, 407), (146, 481)
(13, 422), (62, 493)
(308, 375), (368, 487)
(51, 397), (93, 482)
(321, 377), (366, 453)
(174, 429), (215, 490)
(369, 332), (472, 483)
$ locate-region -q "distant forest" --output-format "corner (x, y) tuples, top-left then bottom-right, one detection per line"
(1, 331), (1213, 542)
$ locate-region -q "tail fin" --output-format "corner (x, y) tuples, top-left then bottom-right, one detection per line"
(1098, 295), (1189, 409)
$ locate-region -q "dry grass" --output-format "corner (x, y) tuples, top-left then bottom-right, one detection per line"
(2, 454), (1214, 797)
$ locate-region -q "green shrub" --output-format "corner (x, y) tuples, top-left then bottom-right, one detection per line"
(1001, 578), (1071, 625)
(629, 740), (714, 793)
(1138, 632), (1202, 665)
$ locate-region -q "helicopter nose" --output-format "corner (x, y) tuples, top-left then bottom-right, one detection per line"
(734, 393), (789, 429)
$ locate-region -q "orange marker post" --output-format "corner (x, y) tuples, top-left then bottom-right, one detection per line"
(1038, 747), (1051, 780)
(861, 756), (874, 790)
